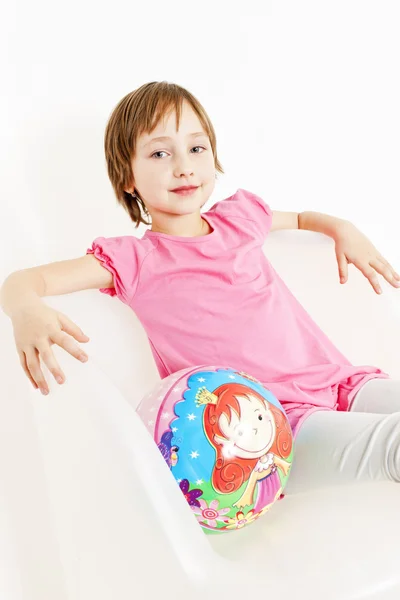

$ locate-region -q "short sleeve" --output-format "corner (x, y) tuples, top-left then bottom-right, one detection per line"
(86, 235), (143, 305)
(212, 188), (273, 241)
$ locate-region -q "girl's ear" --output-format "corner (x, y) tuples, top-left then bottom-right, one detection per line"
(124, 176), (135, 195)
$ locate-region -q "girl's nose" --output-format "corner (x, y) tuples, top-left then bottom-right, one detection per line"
(253, 428), (258, 435)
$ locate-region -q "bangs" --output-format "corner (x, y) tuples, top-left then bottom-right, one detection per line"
(135, 90), (211, 142)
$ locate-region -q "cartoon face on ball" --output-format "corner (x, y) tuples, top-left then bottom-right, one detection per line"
(214, 392), (276, 459)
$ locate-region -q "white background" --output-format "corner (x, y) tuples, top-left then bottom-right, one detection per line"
(1, 0), (399, 279)
(1, 4), (400, 598)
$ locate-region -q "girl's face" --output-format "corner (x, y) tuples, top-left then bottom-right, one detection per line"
(216, 394), (276, 460)
(130, 101), (216, 224)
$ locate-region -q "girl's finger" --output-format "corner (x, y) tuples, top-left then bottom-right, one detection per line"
(376, 255), (390, 267)
(370, 259), (400, 289)
(35, 342), (66, 385)
(18, 350), (39, 389)
(376, 256), (400, 283)
(24, 348), (49, 394)
(51, 331), (89, 363)
(336, 252), (348, 284)
(58, 313), (90, 342)
(355, 262), (382, 294)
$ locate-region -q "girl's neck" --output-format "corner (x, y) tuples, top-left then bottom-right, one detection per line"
(150, 214), (211, 238)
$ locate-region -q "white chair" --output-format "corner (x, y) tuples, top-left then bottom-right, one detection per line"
(1, 230), (399, 600)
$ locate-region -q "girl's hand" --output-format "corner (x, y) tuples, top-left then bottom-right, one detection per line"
(233, 492), (253, 509)
(278, 460), (291, 477)
(11, 300), (90, 395)
(333, 221), (400, 294)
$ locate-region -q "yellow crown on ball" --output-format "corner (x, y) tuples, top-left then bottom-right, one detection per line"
(195, 387), (218, 407)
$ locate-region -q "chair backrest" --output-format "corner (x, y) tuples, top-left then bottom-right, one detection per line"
(264, 230), (400, 379)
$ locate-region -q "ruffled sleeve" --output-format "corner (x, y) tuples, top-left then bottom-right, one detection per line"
(86, 235), (143, 305)
(212, 188), (273, 242)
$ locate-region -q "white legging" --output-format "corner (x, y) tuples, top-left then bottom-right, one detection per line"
(284, 378), (400, 495)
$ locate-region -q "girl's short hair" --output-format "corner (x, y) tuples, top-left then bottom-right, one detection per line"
(104, 81), (225, 228)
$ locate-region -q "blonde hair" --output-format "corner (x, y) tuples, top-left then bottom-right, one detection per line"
(104, 81), (225, 227)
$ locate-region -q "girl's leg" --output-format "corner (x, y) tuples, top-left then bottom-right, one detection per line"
(284, 379), (400, 495)
(349, 378), (400, 414)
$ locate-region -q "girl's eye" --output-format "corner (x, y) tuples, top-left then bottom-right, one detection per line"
(258, 415), (263, 421)
(151, 146), (205, 159)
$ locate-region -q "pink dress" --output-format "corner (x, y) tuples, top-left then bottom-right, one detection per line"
(87, 188), (389, 436)
(253, 454), (282, 512)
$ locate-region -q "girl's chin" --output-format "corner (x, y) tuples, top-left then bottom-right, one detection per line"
(236, 449), (267, 459)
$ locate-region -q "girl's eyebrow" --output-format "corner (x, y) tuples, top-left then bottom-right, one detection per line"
(143, 132), (207, 148)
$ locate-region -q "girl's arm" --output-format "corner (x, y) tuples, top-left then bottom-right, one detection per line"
(274, 456), (291, 476)
(0, 255), (114, 393)
(1, 255), (114, 317)
(271, 210), (300, 231)
(271, 210), (346, 235)
(271, 210), (400, 293)
(233, 470), (260, 508)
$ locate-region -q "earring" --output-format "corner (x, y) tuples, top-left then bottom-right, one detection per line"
(130, 190), (149, 216)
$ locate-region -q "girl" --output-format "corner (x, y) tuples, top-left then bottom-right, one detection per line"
(2, 81), (400, 495)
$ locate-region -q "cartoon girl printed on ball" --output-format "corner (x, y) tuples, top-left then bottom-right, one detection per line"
(196, 382), (292, 510)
